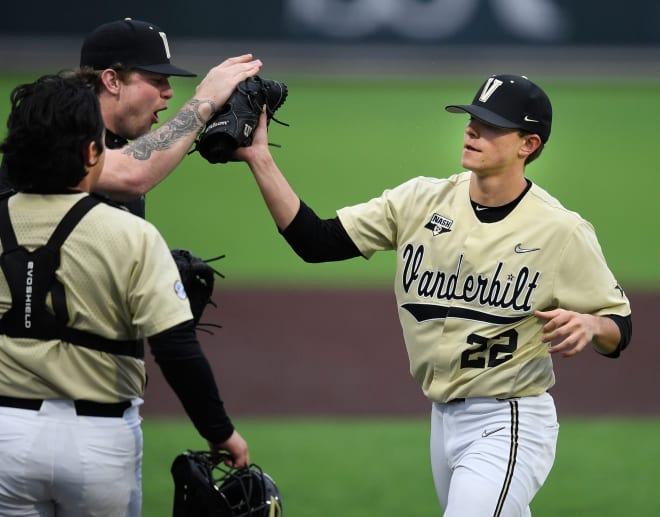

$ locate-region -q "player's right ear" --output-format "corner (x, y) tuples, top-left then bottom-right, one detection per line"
(100, 69), (121, 94)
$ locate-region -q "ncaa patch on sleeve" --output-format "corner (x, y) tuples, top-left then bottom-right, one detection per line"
(174, 280), (187, 299)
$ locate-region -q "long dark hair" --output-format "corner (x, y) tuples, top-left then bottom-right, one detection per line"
(0, 73), (105, 191)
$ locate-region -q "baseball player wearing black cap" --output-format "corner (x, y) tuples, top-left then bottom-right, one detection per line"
(79, 18), (198, 78)
(235, 75), (633, 516)
(0, 18), (263, 217)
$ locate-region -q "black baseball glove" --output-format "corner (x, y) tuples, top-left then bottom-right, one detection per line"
(171, 249), (225, 329)
(191, 75), (289, 164)
(171, 450), (283, 517)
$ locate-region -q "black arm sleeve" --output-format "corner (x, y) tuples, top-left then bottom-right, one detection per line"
(148, 320), (234, 443)
(599, 314), (633, 358)
(280, 200), (363, 262)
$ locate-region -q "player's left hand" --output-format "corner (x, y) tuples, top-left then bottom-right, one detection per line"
(535, 309), (598, 357)
(208, 430), (250, 469)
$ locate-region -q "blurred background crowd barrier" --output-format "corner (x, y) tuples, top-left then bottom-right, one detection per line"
(1, 0), (659, 77)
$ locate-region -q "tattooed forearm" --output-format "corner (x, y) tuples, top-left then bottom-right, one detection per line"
(122, 99), (217, 160)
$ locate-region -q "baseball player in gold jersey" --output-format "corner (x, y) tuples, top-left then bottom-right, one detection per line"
(235, 74), (632, 516)
(0, 74), (247, 516)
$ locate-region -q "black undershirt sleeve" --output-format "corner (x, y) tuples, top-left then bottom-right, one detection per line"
(148, 320), (234, 443)
(600, 314), (633, 358)
(280, 200), (363, 262)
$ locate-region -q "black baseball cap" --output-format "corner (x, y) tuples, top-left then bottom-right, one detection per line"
(445, 74), (552, 143)
(80, 18), (196, 77)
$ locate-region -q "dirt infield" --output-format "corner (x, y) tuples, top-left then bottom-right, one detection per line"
(142, 289), (658, 418)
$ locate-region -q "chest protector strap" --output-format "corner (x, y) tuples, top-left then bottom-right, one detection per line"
(0, 196), (143, 358)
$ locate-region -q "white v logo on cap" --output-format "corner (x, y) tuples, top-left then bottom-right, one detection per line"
(479, 78), (503, 103)
(158, 32), (171, 59)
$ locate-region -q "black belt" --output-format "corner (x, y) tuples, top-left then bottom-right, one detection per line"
(446, 397), (520, 404)
(0, 396), (131, 417)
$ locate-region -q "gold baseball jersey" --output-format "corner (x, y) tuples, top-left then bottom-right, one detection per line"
(337, 172), (630, 403)
(0, 193), (193, 402)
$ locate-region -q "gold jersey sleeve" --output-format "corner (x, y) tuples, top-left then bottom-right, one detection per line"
(0, 193), (194, 402)
(337, 172), (631, 403)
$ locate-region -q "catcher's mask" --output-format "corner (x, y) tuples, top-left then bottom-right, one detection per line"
(171, 450), (283, 517)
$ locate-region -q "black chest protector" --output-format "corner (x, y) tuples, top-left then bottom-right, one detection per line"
(0, 195), (143, 358)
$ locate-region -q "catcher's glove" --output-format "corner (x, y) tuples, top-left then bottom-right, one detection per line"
(191, 75), (288, 164)
(171, 450), (283, 517)
(171, 249), (225, 329)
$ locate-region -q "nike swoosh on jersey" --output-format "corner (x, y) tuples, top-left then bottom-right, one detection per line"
(514, 243), (541, 253)
(401, 303), (528, 324)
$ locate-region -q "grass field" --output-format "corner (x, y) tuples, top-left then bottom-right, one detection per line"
(142, 417), (660, 516)
(0, 74), (659, 289)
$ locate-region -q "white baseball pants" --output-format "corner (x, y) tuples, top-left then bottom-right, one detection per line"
(430, 393), (559, 517)
(0, 399), (143, 517)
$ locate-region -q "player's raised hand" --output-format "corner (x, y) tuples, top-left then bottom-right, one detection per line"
(195, 54), (263, 112)
(233, 108), (270, 163)
(535, 308), (597, 357)
(234, 108), (300, 231)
